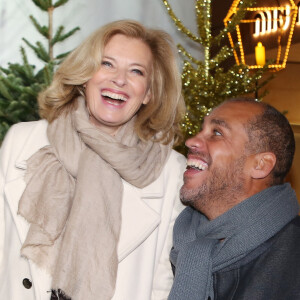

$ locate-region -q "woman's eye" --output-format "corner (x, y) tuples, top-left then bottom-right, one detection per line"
(132, 69), (144, 76)
(101, 60), (112, 67)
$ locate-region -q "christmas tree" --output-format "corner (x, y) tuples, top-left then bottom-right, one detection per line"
(162, 0), (272, 152)
(0, 0), (80, 143)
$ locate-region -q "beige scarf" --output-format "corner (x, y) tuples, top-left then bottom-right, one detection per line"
(18, 97), (172, 300)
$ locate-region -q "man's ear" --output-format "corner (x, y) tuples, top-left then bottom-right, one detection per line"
(250, 152), (276, 179)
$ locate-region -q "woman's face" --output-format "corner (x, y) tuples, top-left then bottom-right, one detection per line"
(85, 34), (152, 135)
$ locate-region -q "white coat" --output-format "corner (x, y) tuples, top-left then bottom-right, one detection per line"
(0, 120), (186, 300)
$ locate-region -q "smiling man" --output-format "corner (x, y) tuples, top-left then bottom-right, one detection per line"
(168, 98), (300, 300)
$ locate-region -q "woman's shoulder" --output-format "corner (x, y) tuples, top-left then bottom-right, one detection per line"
(162, 149), (186, 177)
(7, 119), (48, 136)
(3, 120), (48, 143)
(168, 149), (186, 167)
(0, 120), (49, 164)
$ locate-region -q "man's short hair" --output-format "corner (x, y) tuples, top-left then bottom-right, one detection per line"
(227, 98), (295, 185)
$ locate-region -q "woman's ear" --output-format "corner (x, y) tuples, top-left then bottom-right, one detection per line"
(142, 89), (151, 105)
(250, 152), (276, 179)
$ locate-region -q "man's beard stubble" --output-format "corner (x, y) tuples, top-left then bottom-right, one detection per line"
(180, 155), (247, 214)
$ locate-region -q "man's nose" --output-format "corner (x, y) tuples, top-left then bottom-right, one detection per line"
(185, 132), (206, 150)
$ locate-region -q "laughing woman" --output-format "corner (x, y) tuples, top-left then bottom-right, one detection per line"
(0, 20), (185, 300)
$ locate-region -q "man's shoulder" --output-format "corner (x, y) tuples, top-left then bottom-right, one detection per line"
(274, 215), (300, 247)
(288, 214), (300, 227)
(217, 216), (300, 274)
(214, 217), (300, 299)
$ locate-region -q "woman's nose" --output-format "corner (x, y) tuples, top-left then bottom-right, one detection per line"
(111, 69), (127, 87)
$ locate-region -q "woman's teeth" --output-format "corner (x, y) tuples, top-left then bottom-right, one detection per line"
(102, 91), (127, 102)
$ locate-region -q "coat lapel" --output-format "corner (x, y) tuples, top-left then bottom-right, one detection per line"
(4, 120), (49, 244)
(117, 179), (163, 262)
(4, 178), (29, 244)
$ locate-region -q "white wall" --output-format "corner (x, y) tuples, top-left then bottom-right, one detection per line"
(0, 0), (203, 69)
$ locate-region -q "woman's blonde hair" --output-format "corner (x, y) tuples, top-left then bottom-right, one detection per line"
(39, 20), (185, 145)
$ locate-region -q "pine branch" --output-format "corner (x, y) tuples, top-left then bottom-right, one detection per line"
(178, 44), (203, 65)
(210, 45), (233, 67)
(4, 63), (36, 85)
(32, 0), (50, 11)
(20, 47), (35, 79)
(29, 15), (49, 39)
(54, 0), (69, 8)
(42, 63), (55, 86)
(22, 38), (51, 62)
(51, 26), (80, 45)
(162, 0), (201, 43)
(51, 26), (64, 45)
(0, 80), (15, 101)
(196, 0), (211, 46)
(56, 51), (71, 60)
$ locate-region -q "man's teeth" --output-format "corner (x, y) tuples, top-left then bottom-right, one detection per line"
(102, 91), (127, 101)
(187, 158), (208, 171)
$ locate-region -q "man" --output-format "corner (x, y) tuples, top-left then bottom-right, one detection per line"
(169, 98), (300, 300)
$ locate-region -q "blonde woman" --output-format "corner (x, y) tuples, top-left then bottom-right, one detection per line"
(0, 20), (186, 300)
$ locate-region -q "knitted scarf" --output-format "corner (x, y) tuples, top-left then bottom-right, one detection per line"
(169, 183), (299, 300)
(18, 97), (172, 300)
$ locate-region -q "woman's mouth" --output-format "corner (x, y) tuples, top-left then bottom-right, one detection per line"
(101, 90), (128, 105)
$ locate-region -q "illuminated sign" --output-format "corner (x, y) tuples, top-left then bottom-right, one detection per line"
(254, 2), (299, 37)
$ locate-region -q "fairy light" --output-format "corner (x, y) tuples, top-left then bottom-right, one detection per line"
(228, 32), (240, 64)
(282, 6), (297, 67)
(236, 25), (246, 64)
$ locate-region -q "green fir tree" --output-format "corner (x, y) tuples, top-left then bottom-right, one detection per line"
(0, 0), (80, 143)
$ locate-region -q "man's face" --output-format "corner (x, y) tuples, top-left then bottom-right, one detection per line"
(180, 101), (262, 219)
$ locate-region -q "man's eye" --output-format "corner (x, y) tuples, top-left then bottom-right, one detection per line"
(213, 129), (222, 136)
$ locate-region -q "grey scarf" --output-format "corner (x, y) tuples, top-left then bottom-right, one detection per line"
(169, 183), (299, 300)
(18, 97), (172, 300)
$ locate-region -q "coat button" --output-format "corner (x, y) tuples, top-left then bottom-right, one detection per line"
(23, 278), (32, 289)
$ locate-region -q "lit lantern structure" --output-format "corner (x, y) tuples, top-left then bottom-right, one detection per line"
(224, 0), (298, 70)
